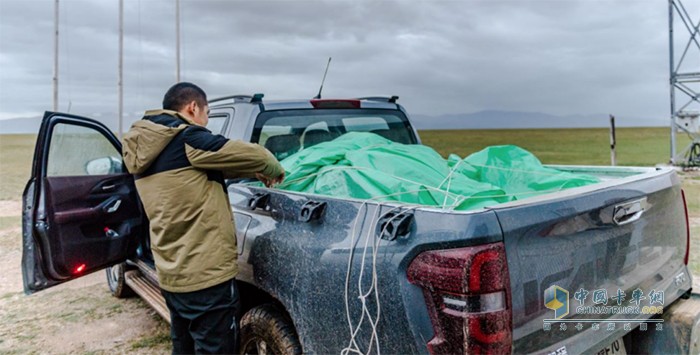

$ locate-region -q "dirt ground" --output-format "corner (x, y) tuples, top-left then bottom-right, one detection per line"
(0, 201), (171, 355)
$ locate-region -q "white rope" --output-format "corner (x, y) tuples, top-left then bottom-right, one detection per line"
(340, 191), (420, 355)
(277, 156), (581, 191)
(437, 158), (464, 189)
(460, 161), (586, 178)
(259, 164), (582, 211)
(276, 166), (466, 200)
(245, 158), (588, 354)
(341, 200), (373, 355)
(335, 179), (572, 354)
(447, 178), (576, 211)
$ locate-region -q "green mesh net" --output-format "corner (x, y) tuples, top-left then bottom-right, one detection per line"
(275, 132), (599, 211)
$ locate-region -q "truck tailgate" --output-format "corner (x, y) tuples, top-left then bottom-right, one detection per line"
(492, 167), (691, 354)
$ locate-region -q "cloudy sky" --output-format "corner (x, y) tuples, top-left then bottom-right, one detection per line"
(0, 0), (698, 129)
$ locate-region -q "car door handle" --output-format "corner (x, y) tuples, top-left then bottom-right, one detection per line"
(613, 198), (646, 226)
(102, 184), (116, 191)
(54, 196), (124, 224)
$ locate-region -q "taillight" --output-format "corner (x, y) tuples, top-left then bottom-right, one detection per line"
(407, 242), (512, 354)
(682, 189), (690, 265)
(310, 99), (361, 109)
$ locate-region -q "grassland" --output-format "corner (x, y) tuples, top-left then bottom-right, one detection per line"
(419, 127), (693, 166)
(0, 134), (34, 200)
(0, 128), (698, 353)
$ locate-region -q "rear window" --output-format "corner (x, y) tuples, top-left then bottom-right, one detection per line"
(252, 109), (416, 160)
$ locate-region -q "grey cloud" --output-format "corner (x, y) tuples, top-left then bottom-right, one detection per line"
(0, 0), (697, 129)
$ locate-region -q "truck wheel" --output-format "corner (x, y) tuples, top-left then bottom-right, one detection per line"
(240, 304), (302, 355)
(106, 262), (135, 298)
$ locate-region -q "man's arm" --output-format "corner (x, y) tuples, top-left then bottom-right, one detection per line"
(183, 126), (284, 182)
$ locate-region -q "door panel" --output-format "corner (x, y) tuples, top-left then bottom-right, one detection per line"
(40, 175), (142, 279)
(22, 112), (146, 294)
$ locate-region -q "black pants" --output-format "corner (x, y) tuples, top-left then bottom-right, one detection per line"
(161, 278), (241, 355)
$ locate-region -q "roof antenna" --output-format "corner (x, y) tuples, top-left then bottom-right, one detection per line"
(314, 57), (332, 99)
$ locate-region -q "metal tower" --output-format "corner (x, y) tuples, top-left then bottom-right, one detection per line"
(669, 0), (700, 166)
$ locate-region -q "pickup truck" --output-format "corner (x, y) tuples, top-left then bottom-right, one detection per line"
(21, 94), (698, 354)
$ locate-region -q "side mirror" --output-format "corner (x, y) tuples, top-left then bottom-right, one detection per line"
(85, 157), (122, 175)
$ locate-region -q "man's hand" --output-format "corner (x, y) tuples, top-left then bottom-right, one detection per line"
(271, 171), (285, 186)
(256, 172), (285, 188)
(255, 173), (271, 187)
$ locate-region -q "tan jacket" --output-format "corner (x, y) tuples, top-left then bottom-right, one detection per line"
(122, 110), (284, 292)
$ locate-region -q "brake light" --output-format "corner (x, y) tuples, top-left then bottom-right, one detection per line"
(310, 99), (360, 109)
(407, 242), (512, 354)
(682, 190), (690, 265)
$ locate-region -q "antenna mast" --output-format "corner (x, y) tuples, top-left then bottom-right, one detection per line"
(314, 57), (332, 99)
(118, 0), (123, 138)
(53, 0), (59, 112)
(176, 0), (181, 82)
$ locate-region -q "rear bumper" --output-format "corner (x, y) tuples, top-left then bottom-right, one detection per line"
(628, 290), (700, 354)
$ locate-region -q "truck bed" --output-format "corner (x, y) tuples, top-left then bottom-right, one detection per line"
(227, 164), (690, 353)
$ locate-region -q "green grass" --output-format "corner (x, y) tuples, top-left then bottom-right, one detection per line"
(419, 127), (693, 166)
(0, 129), (692, 201)
(0, 134), (35, 201)
(130, 332), (171, 350)
(682, 180), (700, 213)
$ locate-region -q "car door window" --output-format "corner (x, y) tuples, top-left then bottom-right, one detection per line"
(206, 113), (229, 135)
(46, 123), (122, 176)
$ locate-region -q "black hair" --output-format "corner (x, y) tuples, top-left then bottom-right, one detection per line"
(162, 82), (208, 111)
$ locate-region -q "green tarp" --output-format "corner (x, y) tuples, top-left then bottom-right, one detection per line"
(275, 132), (599, 211)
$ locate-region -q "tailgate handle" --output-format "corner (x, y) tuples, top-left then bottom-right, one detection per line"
(613, 198), (646, 225)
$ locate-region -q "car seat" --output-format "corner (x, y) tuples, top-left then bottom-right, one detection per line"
(264, 134), (301, 160)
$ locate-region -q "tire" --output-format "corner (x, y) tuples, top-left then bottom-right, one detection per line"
(240, 304), (302, 355)
(106, 262), (135, 298)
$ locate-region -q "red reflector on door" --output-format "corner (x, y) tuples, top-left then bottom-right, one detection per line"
(74, 264), (86, 274)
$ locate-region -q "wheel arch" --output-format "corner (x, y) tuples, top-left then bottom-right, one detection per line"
(235, 280), (304, 351)
(236, 280), (294, 322)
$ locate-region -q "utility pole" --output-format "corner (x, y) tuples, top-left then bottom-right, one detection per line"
(175, 0), (180, 82)
(53, 0), (59, 112)
(118, 0), (124, 139)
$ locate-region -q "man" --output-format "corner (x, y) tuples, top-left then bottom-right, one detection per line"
(122, 82), (284, 354)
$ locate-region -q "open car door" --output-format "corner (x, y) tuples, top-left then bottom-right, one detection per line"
(22, 112), (146, 294)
